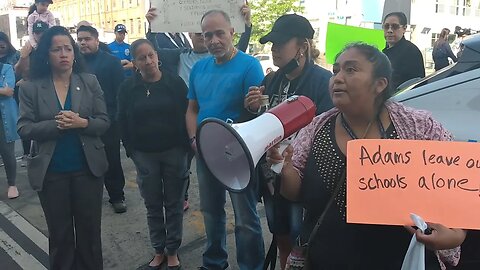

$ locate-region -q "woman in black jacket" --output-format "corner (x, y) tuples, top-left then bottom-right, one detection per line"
(244, 14), (333, 270)
(382, 12), (425, 92)
(117, 39), (189, 270)
(432, 28), (457, 71)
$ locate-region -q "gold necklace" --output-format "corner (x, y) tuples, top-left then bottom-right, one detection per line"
(228, 47), (238, 61)
(216, 47), (237, 64)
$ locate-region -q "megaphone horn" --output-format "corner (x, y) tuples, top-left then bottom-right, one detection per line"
(196, 95), (316, 192)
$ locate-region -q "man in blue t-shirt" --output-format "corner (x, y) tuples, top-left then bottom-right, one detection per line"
(186, 10), (265, 270)
(108, 24), (133, 77)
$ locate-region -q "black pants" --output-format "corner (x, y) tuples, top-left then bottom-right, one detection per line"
(38, 171), (103, 270)
(184, 150), (195, 201)
(101, 121), (125, 203)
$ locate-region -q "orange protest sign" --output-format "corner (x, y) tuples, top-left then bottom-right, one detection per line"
(346, 139), (480, 230)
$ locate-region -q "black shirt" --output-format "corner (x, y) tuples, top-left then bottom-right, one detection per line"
(383, 37), (425, 92)
(83, 50), (125, 119)
(300, 116), (440, 269)
(117, 72), (188, 153)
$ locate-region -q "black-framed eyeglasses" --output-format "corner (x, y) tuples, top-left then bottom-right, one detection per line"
(383, 23), (403, 31)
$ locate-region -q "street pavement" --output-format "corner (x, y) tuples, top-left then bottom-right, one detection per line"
(0, 142), (274, 270)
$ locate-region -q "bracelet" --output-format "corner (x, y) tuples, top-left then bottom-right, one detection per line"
(189, 136), (196, 144)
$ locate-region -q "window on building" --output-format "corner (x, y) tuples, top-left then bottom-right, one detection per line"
(452, 0), (467, 16)
(431, 33), (440, 47)
(137, 18), (141, 35)
(435, 0), (445, 13)
(130, 19), (134, 34)
(122, 0), (124, 9)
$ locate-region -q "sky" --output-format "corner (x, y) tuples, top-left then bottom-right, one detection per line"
(362, 0), (384, 22)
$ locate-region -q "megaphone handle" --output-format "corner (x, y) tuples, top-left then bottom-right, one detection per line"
(270, 142), (290, 174)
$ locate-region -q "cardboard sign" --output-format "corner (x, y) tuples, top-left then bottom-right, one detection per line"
(347, 139), (480, 229)
(150, 0), (245, 33)
(325, 23), (385, 64)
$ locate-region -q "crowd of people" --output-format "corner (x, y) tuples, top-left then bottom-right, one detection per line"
(0, 1), (474, 269)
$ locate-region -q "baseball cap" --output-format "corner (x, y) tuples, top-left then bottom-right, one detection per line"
(114, 24), (127, 33)
(259, 14), (314, 44)
(32, 21), (49, 33)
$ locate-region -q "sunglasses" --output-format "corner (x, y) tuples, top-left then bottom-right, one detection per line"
(383, 23), (404, 31)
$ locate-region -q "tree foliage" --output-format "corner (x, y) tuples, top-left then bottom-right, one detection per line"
(249, 0), (304, 46)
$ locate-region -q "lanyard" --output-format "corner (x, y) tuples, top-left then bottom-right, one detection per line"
(340, 113), (386, 140)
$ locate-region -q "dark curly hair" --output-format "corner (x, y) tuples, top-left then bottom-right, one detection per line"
(30, 26), (86, 80)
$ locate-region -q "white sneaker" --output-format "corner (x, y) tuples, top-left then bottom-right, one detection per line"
(7, 186), (19, 199)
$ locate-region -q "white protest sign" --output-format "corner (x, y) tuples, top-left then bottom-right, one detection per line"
(150, 0), (246, 33)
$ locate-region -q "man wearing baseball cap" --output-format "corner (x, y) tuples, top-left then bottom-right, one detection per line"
(108, 24), (133, 77)
(78, 25), (127, 213)
(32, 21), (49, 35)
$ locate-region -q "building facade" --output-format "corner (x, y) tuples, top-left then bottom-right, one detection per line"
(50, 0), (148, 43)
(0, 0), (31, 49)
(301, 0), (480, 67)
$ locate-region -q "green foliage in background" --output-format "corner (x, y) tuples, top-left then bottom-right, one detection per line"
(248, 0), (304, 45)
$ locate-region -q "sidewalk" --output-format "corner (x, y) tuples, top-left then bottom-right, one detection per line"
(0, 143), (274, 270)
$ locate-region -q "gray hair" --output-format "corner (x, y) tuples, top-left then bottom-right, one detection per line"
(201, 10), (231, 26)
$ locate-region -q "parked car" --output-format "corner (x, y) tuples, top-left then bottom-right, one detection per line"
(392, 33), (480, 143)
(254, 53), (278, 75)
(392, 34), (480, 269)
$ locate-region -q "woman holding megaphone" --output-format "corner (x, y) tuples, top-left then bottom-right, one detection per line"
(117, 39), (189, 269)
(244, 14), (333, 270)
(266, 43), (465, 269)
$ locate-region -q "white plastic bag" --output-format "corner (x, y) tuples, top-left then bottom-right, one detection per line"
(401, 213), (428, 270)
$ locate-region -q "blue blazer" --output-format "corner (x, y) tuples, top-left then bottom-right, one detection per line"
(0, 63), (20, 142)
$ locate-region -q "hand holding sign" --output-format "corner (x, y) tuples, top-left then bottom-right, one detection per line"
(149, 0), (246, 33)
(347, 139), (480, 230)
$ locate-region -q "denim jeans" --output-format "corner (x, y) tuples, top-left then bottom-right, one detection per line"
(196, 158), (264, 270)
(132, 147), (189, 255)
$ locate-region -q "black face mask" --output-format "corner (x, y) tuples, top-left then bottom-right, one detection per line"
(278, 47), (302, 74)
(279, 58), (299, 74)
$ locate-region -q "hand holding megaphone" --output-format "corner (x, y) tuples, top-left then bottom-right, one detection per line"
(197, 95), (316, 192)
(270, 135), (295, 173)
(266, 142), (294, 174)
